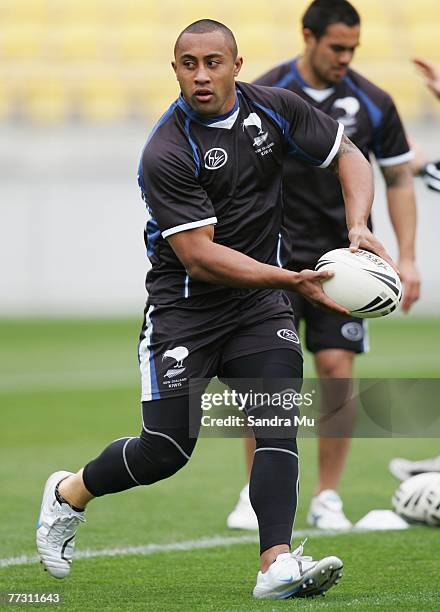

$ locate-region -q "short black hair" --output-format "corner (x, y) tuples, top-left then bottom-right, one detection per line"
(302, 0), (360, 40)
(174, 19), (238, 59)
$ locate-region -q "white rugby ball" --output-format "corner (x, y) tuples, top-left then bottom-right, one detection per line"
(392, 472), (440, 526)
(315, 248), (402, 318)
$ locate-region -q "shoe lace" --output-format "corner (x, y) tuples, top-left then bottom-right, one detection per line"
(291, 538), (313, 562)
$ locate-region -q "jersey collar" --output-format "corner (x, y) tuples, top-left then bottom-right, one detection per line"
(291, 58), (335, 102)
(177, 93), (240, 129)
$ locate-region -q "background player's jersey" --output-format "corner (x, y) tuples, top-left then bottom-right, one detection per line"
(139, 81), (342, 303)
(254, 59), (413, 267)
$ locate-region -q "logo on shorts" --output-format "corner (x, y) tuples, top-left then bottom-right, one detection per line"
(204, 148), (228, 170)
(277, 329), (300, 344)
(341, 322), (363, 342)
(162, 346), (189, 379)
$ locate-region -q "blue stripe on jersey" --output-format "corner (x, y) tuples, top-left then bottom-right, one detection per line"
(344, 76), (383, 156)
(149, 347), (160, 399)
(291, 59), (309, 88)
(138, 165), (161, 259)
(270, 60), (296, 88)
(272, 59), (309, 89)
(252, 100), (323, 166)
(177, 93), (239, 126)
(184, 117), (201, 177)
(145, 99), (179, 146)
(145, 218), (161, 258)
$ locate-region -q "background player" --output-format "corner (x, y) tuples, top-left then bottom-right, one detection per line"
(227, 0), (420, 532)
(410, 58), (440, 192)
(387, 57), (440, 480)
(36, 19), (393, 599)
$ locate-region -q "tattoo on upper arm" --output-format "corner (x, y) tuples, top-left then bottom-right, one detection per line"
(338, 134), (359, 156)
(329, 135), (359, 174)
(381, 163), (412, 188)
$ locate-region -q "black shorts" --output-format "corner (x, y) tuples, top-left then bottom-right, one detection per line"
(138, 289), (302, 401)
(285, 289), (369, 355)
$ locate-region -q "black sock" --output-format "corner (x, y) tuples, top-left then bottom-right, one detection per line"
(55, 483), (84, 513)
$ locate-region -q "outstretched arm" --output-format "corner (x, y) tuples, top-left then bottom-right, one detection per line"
(167, 225), (349, 314)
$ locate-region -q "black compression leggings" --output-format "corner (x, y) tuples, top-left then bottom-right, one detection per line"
(83, 348), (303, 554)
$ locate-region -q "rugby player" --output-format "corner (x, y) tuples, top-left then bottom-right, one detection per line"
(227, 0), (420, 532)
(412, 58), (440, 192)
(36, 19), (391, 599)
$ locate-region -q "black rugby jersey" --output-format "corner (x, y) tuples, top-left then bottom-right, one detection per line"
(138, 81), (343, 302)
(254, 59), (412, 266)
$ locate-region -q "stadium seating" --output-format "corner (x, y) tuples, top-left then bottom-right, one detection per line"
(0, 0), (439, 122)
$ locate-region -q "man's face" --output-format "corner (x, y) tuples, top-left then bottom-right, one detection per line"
(305, 23), (360, 85)
(172, 31), (243, 116)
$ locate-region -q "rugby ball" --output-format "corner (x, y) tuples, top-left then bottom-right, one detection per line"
(392, 472), (440, 526)
(315, 248), (402, 318)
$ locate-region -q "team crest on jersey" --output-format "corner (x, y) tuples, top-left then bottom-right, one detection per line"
(242, 112), (274, 157)
(332, 97), (360, 136)
(204, 148), (228, 170)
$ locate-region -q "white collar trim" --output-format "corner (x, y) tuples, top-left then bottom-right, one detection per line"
(206, 106), (240, 129)
(303, 86), (335, 103)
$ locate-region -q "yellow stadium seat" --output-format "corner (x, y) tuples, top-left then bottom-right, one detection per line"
(1, 25), (45, 60)
(107, 0), (161, 26)
(356, 24), (396, 62)
(54, 26), (102, 60)
(80, 77), (130, 121)
(0, 0), (47, 24)
(410, 25), (440, 59)
(402, 0), (440, 25)
(50, 0), (105, 24)
(114, 26), (157, 61)
(355, 0), (387, 23)
(0, 0), (436, 123)
(24, 78), (73, 123)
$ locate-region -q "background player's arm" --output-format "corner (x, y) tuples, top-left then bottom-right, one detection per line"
(381, 162), (420, 312)
(413, 58), (440, 98)
(167, 225), (349, 314)
(329, 135), (395, 268)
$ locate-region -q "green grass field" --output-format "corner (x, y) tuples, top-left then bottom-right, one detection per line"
(1, 318), (439, 610)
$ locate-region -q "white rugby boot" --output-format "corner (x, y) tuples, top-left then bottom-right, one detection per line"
(253, 540), (343, 599)
(36, 471), (85, 578)
(389, 456), (440, 481)
(226, 484), (258, 530)
(307, 489), (352, 531)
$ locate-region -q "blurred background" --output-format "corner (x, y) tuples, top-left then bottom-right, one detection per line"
(0, 0), (439, 316)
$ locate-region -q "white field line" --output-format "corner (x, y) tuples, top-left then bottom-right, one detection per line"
(0, 527), (393, 570)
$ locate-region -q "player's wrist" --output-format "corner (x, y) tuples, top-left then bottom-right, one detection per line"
(398, 254), (416, 264)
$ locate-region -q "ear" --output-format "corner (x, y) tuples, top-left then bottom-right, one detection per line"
(171, 61), (178, 78)
(302, 27), (316, 47)
(233, 56), (243, 78)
